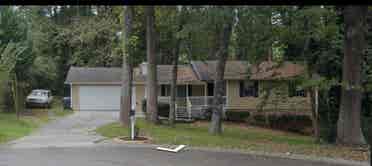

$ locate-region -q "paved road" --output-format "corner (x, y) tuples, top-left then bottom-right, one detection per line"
(8, 111), (118, 148)
(0, 144), (365, 166)
(2, 111), (367, 166)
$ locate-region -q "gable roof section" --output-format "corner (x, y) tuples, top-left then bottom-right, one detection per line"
(65, 65), (202, 84)
(191, 61), (250, 81)
(65, 61), (306, 84)
(250, 61), (305, 80)
(65, 67), (122, 84)
(191, 60), (305, 81)
(133, 65), (202, 84)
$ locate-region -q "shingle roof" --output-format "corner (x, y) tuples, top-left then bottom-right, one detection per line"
(250, 61), (305, 80)
(65, 67), (122, 84)
(65, 61), (306, 84)
(65, 65), (202, 84)
(190, 60), (305, 81)
(133, 65), (202, 84)
(191, 61), (250, 81)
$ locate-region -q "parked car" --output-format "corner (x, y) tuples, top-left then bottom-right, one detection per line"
(26, 89), (53, 108)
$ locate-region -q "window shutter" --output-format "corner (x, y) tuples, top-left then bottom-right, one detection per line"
(254, 81), (259, 97)
(239, 81), (244, 97)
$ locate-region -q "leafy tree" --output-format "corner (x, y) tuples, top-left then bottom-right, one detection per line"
(0, 6), (34, 115)
(0, 43), (27, 118)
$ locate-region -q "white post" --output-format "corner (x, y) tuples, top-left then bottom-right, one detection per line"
(130, 115), (135, 140)
(225, 80), (229, 106)
(186, 84), (191, 120)
(70, 83), (73, 109)
(204, 83), (207, 106)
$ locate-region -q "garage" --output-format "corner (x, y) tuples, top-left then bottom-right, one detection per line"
(65, 67), (138, 111)
(79, 85), (121, 111)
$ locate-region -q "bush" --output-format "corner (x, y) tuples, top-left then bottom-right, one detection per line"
(0, 82), (13, 112)
(141, 99), (170, 118)
(225, 111), (250, 122)
(246, 113), (313, 135)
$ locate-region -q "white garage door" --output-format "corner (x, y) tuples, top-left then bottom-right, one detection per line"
(79, 86), (121, 111)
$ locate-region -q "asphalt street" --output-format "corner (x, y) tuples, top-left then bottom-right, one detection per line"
(0, 144), (365, 166)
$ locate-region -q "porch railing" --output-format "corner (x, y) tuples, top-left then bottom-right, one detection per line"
(157, 96), (226, 121)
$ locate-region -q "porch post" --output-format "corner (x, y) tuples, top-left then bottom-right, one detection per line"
(225, 80), (229, 106)
(186, 83), (191, 120)
(70, 83), (73, 109)
(186, 83), (189, 102)
(204, 83), (207, 106)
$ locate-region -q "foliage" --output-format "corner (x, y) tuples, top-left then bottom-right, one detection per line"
(247, 113), (313, 135)
(141, 99), (170, 118)
(225, 111), (250, 122)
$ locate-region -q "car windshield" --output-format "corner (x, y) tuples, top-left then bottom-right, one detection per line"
(31, 91), (47, 97)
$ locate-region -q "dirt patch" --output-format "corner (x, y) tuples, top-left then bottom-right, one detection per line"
(113, 136), (152, 144)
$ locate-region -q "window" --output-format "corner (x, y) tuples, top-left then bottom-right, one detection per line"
(288, 82), (306, 97)
(207, 83), (214, 96)
(160, 85), (170, 96)
(207, 82), (226, 96)
(239, 80), (258, 97)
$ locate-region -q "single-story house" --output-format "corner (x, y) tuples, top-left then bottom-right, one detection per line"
(65, 60), (311, 119)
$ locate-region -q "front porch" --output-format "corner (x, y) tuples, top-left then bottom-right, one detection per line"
(157, 84), (226, 121)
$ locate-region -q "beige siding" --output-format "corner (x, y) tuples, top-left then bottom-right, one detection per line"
(71, 85), (80, 111)
(135, 84), (145, 112)
(226, 80), (311, 112)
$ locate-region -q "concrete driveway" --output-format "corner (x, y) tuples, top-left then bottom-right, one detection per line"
(8, 111), (118, 148)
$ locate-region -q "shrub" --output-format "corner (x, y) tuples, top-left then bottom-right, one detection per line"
(225, 111), (250, 122)
(141, 99), (170, 118)
(0, 82), (13, 112)
(247, 113), (313, 135)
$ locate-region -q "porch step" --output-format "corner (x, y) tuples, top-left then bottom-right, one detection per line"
(135, 111), (145, 118)
(175, 107), (192, 121)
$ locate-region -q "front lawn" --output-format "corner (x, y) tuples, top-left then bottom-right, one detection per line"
(96, 119), (368, 162)
(0, 98), (72, 143)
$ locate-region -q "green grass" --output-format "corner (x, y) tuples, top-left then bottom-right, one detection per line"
(0, 113), (43, 143)
(31, 98), (73, 117)
(97, 119), (314, 148)
(0, 97), (73, 143)
(96, 119), (369, 161)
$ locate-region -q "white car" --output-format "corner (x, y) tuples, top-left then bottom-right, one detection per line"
(26, 89), (53, 108)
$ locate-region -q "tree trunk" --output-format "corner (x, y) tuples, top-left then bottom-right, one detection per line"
(119, 6), (134, 126)
(337, 6), (367, 146)
(145, 6), (158, 124)
(169, 47), (178, 126)
(309, 87), (320, 142)
(169, 7), (185, 126)
(209, 8), (234, 135)
(12, 75), (20, 120)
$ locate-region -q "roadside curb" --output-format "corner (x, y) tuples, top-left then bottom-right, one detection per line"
(100, 141), (369, 166)
(189, 146), (369, 166)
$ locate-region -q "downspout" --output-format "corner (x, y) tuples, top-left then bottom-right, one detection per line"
(70, 83), (73, 109)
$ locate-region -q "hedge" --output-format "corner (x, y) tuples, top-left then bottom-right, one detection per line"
(247, 113), (313, 135)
